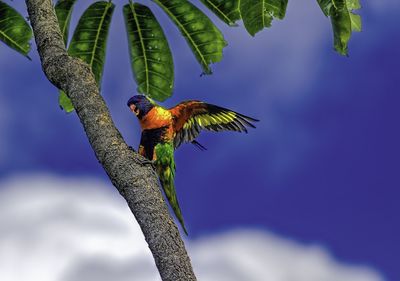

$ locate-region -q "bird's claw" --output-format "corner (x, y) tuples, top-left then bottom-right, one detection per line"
(138, 158), (156, 170)
(127, 146), (156, 169)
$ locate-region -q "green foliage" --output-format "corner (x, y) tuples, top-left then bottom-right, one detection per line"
(2, 0), (363, 106)
(346, 0), (361, 11)
(59, 91), (75, 113)
(317, 0), (333, 16)
(317, 0), (362, 55)
(240, 0), (288, 36)
(123, 2), (174, 102)
(58, 1), (115, 112)
(330, 1), (351, 55)
(153, 0), (227, 74)
(348, 0), (362, 32)
(68, 1), (114, 85)
(55, 0), (78, 47)
(55, 0), (75, 113)
(199, 0), (241, 26)
(349, 13), (361, 32)
(0, 1), (32, 58)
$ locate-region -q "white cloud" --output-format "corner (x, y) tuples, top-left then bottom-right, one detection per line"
(0, 175), (385, 281)
(192, 231), (383, 281)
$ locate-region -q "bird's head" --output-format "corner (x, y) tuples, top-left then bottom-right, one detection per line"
(127, 95), (155, 119)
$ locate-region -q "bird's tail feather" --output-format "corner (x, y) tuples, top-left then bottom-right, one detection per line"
(159, 169), (188, 235)
(154, 143), (188, 235)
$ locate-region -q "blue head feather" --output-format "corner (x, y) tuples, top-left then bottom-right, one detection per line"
(127, 95), (154, 119)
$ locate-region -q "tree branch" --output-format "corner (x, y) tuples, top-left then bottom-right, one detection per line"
(24, 0), (197, 280)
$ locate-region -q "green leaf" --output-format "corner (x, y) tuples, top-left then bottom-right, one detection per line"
(199, 0), (241, 26)
(316, 0), (361, 55)
(330, 1), (351, 55)
(68, 1), (115, 85)
(61, 1), (114, 112)
(349, 13), (361, 32)
(240, 0), (288, 36)
(123, 2), (174, 101)
(346, 0), (361, 10)
(347, 0), (361, 32)
(55, 0), (78, 47)
(0, 1), (32, 58)
(153, 0), (227, 74)
(59, 91), (74, 113)
(316, 0), (333, 16)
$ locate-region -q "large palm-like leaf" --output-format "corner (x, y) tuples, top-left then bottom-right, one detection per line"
(68, 1), (114, 85)
(123, 2), (174, 102)
(240, 0), (288, 36)
(153, 0), (227, 74)
(0, 1), (32, 58)
(317, 0), (362, 55)
(55, 0), (78, 47)
(59, 1), (115, 112)
(199, 0), (241, 26)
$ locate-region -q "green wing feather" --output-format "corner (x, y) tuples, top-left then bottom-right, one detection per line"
(154, 143), (188, 235)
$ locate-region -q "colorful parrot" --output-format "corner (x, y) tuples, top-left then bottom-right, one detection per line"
(127, 95), (258, 234)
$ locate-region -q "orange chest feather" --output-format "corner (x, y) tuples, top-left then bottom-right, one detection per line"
(139, 107), (173, 130)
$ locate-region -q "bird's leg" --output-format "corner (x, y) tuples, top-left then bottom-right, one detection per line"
(139, 157), (155, 166)
(127, 145), (156, 169)
(136, 156), (156, 170)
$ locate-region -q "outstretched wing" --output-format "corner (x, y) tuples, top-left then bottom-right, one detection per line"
(170, 101), (259, 149)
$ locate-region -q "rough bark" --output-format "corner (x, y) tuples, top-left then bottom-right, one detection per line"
(24, 0), (197, 280)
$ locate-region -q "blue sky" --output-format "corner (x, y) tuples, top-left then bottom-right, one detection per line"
(0, 1), (399, 280)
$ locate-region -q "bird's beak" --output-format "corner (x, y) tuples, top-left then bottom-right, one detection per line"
(129, 104), (139, 116)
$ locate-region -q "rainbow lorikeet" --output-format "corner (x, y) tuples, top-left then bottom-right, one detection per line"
(127, 95), (258, 234)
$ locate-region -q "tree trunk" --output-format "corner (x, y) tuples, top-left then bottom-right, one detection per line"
(24, 0), (197, 280)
